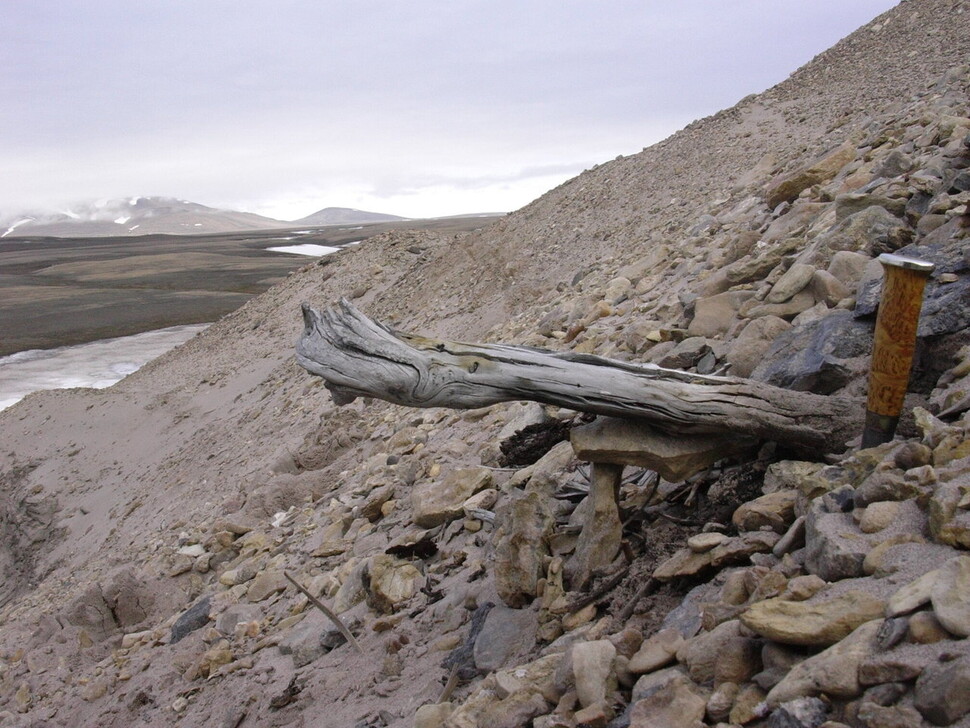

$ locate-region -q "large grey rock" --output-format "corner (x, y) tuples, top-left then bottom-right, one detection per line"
(751, 309), (872, 394)
(804, 501), (869, 582)
(914, 653), (970, 725)
(677, 619), (761, 685)
(473, 606), (538, 673)
(656, 336), (714, 370)
(278, 610), (356, 667)
(809, 269), (851, 306)
(928, 480), (970, 548)
(215, 603), (262, 634)
(740, 289), (817, 321)
(660, 582), (718, 639)
(726, 316), (792, 378)
(688, 290), (755, 337)
(826, 250), (871, 288)
(628, 628), (685, 674)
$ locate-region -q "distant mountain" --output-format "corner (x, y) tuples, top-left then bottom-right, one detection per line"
(293, 207), (407, 226)
(0, 197), (287, 238)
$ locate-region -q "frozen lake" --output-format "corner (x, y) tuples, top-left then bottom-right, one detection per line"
(0, 324), (208, 411)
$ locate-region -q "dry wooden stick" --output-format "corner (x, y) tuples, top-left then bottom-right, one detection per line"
(554, 565), (631, 614)
(284, 571), (364, 654)
(437, 665), (461, 703)
(618, 578), (659, 622)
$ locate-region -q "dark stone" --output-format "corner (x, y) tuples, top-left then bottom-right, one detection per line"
(876, 617), (909, 651)
(751, 310), (872, 394)
(950, 171), (970, 193)
(441, 602), (493, 681)
(170, 596), (211, 644)
(472, 605), (538, 673)
(821, 485), (856, 513)
(854, 232), (970, 338)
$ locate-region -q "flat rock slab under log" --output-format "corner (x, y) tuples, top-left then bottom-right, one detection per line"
(570, 416), (758, 482)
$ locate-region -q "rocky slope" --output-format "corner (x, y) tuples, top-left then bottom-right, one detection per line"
(1, 1), (969, 727)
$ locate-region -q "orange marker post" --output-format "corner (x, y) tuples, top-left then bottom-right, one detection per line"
(862, 253), (935, 449)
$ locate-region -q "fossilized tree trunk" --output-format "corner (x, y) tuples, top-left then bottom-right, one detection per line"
(296, 300), (862, 455)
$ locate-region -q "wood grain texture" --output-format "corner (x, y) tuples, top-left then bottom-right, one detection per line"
(867, 265), (932, 417)
(296, 299), (862, 455)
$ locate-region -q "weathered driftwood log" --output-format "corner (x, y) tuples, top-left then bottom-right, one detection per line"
(296, 300), (862, 455)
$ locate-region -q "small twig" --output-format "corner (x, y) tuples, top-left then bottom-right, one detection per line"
(284, 571), (364, 654)
(437, 665), (461, 703)
(554, 565), (630, 614)
(466, 508), (495, 524)
(683, 481), (702, 508)
(621, 540), (635, 564)
(618, 577), (658, 622)
(656, 510), (705, 527)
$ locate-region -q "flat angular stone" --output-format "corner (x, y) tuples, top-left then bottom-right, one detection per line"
(767, 264), (816, 304)
(766, 620), (881, 706)
(411, 467), (492, 528)
(886, 568), (939, 617)
(741, 590), (885, 646)
(930, 555), (970, 637)
(709, 531), (781, 568)
(653, 548), (713, 581)
(628, 628), (685, 674)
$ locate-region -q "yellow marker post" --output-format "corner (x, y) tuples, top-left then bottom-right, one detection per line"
(862, 253), (935, 449)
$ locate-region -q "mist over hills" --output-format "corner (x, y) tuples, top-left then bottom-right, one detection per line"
(0, 198), (411, 238)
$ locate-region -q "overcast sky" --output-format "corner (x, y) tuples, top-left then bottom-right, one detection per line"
(1, 1), (899, 222)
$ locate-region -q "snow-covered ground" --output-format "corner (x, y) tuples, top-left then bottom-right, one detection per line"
(0, 324), (208, 411)
(266, 243), (340, 256)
